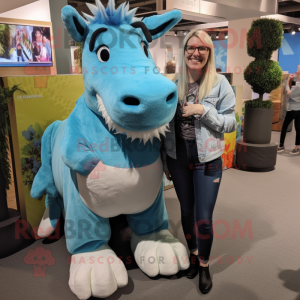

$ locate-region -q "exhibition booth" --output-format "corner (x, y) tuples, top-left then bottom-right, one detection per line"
(0, 0), (300, 299)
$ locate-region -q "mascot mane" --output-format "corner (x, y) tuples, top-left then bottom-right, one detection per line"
(83, 0), (142, 26)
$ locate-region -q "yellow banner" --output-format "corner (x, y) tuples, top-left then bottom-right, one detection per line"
(8, 75), (84, 229)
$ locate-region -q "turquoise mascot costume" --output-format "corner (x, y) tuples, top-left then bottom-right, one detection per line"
(31, 0), (188, 298)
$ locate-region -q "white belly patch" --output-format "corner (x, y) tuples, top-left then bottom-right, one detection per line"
(77, 157), (163, 218)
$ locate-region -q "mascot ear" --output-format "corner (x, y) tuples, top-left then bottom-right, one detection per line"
(61, 5), (88, 42)
(142, 10), (182, 41)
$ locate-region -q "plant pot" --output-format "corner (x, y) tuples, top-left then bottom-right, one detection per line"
(236, 141), (278, 172)
(0, 171), (9, 222)
(243, 107), (274, 144)
(0, 208), (34, 258)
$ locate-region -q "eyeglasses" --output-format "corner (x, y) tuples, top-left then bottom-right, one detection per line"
(185, 46), (209, 55)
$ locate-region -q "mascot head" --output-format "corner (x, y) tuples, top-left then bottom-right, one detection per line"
(62, 0), (181, 143)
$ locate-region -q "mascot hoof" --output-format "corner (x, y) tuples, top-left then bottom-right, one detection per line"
(69, 245), (128, 299)
(131, 229), (190, 277)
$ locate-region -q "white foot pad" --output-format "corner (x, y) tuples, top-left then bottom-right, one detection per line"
(37, 206), (56, 238)
(131, 229), (190, 277)
(69, 245), (128, 299)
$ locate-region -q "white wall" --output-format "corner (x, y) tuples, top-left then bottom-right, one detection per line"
(165, 35), (185, 72)
(227, 17), (279, 100)
(149, 35), (184, 73)
(49, 0), (71, 74)
(0, 0), (51, 22)
(0, 1), (39, 14)
(149, 36), (167, 73)
(271, 49), (278, 62)
(227, 18), (255, 100)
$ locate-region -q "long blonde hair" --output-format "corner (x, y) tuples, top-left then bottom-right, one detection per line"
(177, 30), (219, 101)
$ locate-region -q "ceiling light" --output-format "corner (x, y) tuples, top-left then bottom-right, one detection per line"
(216, 32), (219, 39)
(184, 31), (187, 36)
(175, 31), (177, 36)
(292, 28), (296, 35)
(225, 33), (228, 39)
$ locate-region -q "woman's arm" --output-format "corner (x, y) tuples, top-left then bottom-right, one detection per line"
(199, 76), (236, 134)
(288, 76), (293, 89)
(160, 135), (168, 172)
(160, 136), (172, 179)
(286, 74), (293, 95)
(39, 47), (47, 61)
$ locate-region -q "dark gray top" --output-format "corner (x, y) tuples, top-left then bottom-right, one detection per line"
(286, 81), (300, 111)
(175, 80), (200, 140)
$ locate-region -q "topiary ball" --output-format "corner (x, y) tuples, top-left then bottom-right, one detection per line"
(247, 18), (283, 60)
(244, 60), (282, 95)
(244, 99), (273, 109)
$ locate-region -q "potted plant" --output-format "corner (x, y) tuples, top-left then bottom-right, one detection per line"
(0, 84), (34, 258)
(236, 18), (283, 172)
(243, 18), (283, 144)
(0, 84), (25, 221)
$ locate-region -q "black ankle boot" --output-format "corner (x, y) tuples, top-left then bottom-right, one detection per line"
(199, 265), (212, 294)
(185, 254), (199, 279)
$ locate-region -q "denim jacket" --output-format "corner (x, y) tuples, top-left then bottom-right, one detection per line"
(161, 74), (237, 171)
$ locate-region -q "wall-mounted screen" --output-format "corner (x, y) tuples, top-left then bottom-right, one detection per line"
(0, 24), (53, 67)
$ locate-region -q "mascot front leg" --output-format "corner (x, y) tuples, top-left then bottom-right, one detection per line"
(69, 245), (127, 299)
(64, 190), (128, 299)
(127, 183), (190, 277)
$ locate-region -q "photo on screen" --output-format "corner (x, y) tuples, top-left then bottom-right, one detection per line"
(0, 23), (53, 67)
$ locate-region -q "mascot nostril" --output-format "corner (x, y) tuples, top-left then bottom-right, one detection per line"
(123, 97), (140, 106)
(30, 1), (186, 299)
(166, 93), (175, 102)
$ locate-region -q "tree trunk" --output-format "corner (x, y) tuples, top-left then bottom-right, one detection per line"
(259, 94), (264, 101)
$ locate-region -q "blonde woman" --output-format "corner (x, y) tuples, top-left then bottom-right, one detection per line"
(161, 30), (236, 294)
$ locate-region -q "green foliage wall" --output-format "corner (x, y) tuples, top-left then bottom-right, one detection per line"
(0, 24), (10, 59)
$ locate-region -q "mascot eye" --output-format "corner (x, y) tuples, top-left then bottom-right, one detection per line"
(141, 42), (148, 58)
(97, 45), (110, 62)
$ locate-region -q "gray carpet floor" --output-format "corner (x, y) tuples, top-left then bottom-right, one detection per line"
(1, 128), (300, 300)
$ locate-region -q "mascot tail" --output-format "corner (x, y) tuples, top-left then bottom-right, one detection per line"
(31, 121), (64, 238)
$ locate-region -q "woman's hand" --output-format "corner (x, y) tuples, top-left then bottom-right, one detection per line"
(287, 90), (292, 96)
(165, 170), (171, 181)
(182, 103), (205, 117)
(288, 74), (294, 90)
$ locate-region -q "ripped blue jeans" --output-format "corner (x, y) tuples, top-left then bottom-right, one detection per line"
(166, 136), (223, 264)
